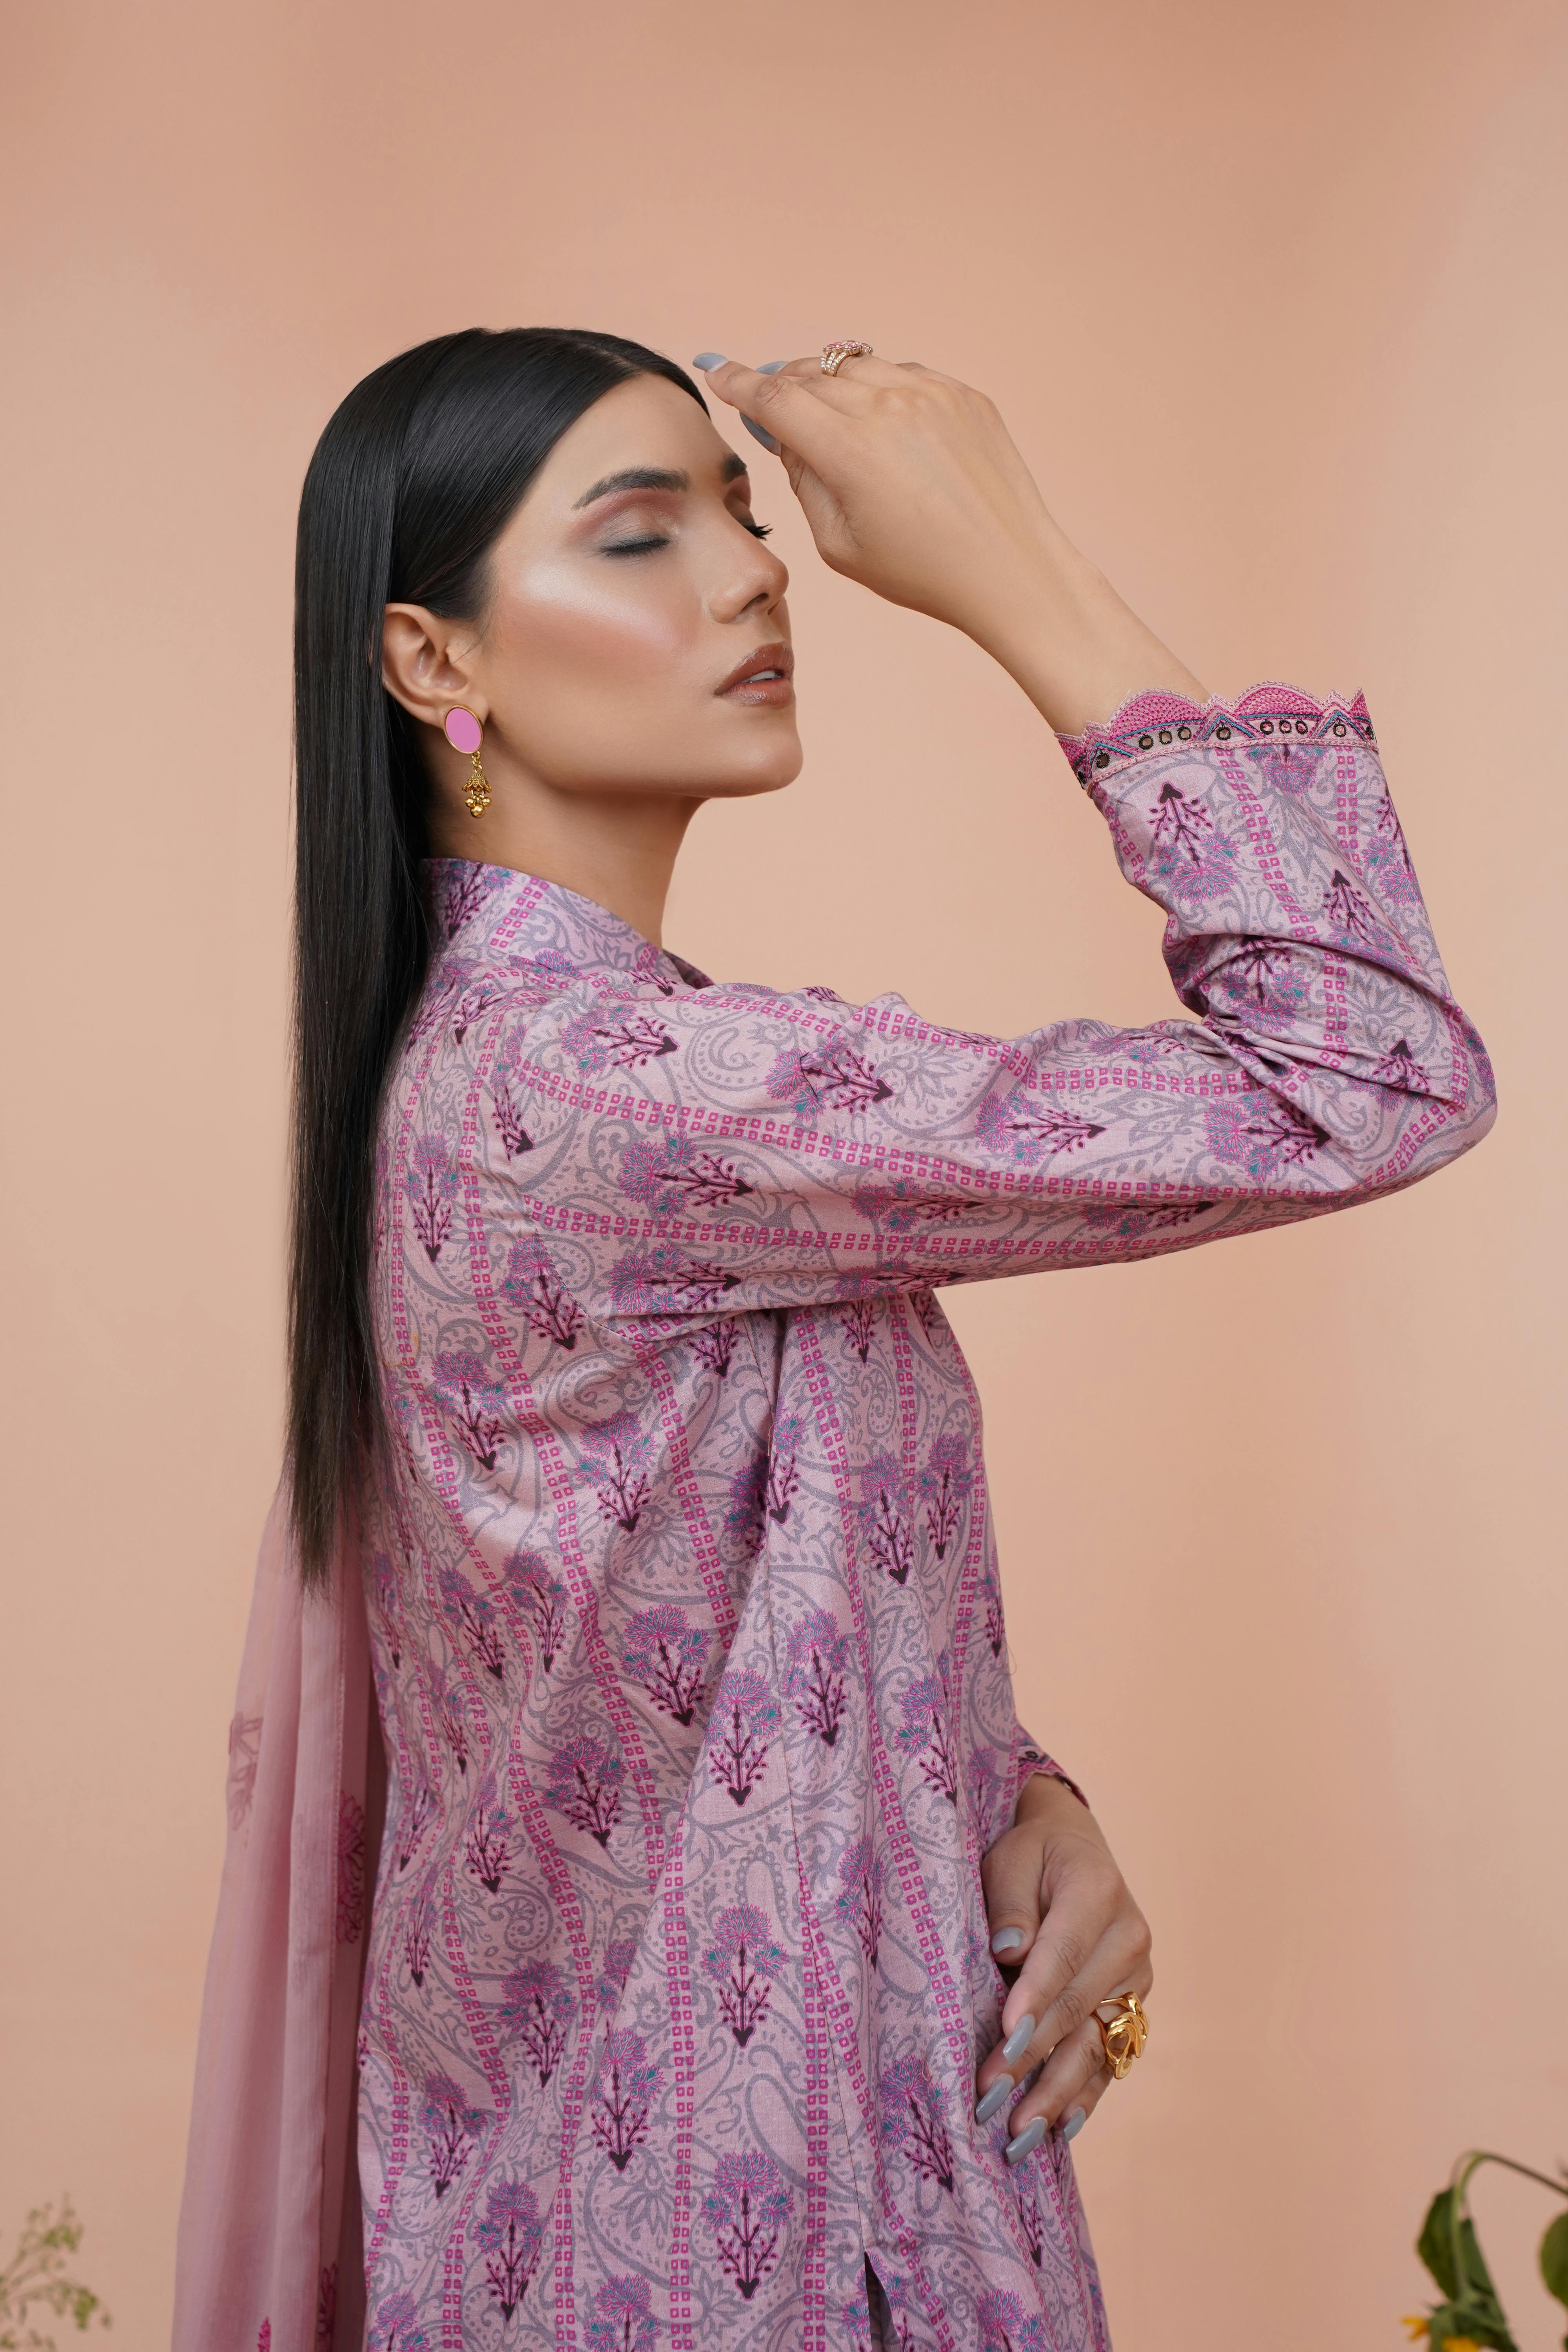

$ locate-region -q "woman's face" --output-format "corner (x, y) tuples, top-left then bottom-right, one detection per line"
(426, 372), (800, 804)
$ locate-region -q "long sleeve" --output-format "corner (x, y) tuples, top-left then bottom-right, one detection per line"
(484, 684), (1493, 1327)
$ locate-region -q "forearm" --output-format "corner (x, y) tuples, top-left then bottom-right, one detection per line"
(963, 508), (1209, 737)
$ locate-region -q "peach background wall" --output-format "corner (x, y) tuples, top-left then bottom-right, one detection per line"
(2, 1), (1564, 2345)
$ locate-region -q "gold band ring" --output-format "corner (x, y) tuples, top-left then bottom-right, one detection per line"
(820, 339), (874, 377)
(1095, 1991), (1149, 2081)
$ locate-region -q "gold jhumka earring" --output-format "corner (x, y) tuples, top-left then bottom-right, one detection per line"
(443, 705), (491, 817)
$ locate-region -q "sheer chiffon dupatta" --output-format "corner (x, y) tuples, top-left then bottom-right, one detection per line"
(173, 1493), (381, 2352)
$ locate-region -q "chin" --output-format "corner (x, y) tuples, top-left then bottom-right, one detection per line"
(698, 727), (804, 802)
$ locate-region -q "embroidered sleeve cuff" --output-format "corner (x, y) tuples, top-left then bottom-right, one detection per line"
(1015, 1741), (1089, 1811)
(1055, 680), (1375, 788)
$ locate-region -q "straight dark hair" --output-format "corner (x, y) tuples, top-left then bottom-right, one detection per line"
(289, 327), (706, 1585)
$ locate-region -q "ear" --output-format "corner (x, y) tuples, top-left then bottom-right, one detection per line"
(381, 603), (487, 729)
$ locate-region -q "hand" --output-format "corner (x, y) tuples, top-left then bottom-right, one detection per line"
(696, 352), (1207, 735)
(975, 1774), (1152, 2155)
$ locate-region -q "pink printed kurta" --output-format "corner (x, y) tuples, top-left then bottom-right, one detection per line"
(175, 684), (1494, 2352)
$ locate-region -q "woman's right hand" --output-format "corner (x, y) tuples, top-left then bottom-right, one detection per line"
(697, 352), (1207, 737)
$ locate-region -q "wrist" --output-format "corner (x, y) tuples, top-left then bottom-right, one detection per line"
(1014, 1770), (1091, 1827)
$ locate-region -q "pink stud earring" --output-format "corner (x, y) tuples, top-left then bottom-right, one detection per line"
(443, 706), (491, 818)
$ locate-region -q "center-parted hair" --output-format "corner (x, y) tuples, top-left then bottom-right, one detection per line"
(289, 327), (707, 1583)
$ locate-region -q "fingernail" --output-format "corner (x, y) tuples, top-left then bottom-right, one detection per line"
(975, 2076), (1014, 2127)
(740, 415), (780, 455)
(691, 353), (727, 370)
(756, 360), (787, 374)
(1061, 2107), (1087, 2143)
(990, 1927), (1026, 1956)
(1001, 2015), (1036, 2067)
(1005, 2116), (1047, 2165)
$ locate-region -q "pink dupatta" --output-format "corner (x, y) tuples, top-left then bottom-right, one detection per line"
(172, 1494), (379, 2352)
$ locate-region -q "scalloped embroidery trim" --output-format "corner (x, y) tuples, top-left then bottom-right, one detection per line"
(1057, 679), (1370, 760)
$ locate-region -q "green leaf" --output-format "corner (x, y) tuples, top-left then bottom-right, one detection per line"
(1418, 2190), (1510, 2309)
(1421, 2191), (1463, 2298)
(1542, 2209), (1568, 2309)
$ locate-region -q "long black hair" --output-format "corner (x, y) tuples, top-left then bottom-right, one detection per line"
(289, 327), (706, 1585)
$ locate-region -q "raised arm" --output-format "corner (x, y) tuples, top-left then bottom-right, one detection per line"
(479, 678), (1490, 1328)
(473, 358), (1493, 1327)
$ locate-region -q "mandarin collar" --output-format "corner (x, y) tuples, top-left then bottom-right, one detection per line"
(425, 858), (709, 991)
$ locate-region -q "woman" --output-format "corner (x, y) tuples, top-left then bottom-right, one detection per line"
(174, 328), (1493, 2352)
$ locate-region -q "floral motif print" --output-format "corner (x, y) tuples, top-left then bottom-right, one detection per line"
(586, 2274), (660, 2350)
(502, 1234), (583, 1350)
(622, 1604), (709, 1724)
(857, 1453), (915, 1585)
(704, 1666), (780, 1805)
(619, 1132), (755, 1214)
(895, 1666), (961, 1806)
(504, 1547), (569, 1670)
(462, 1778), (511, 1893)
(474, 2178), (544, 2319)
(702, 2150), (793, 2299)
(437, 1564), (505, 1677)
(543, 1735), (623, 1847)
(432, 1349), (507, 1469)
(499, 1957), (576, 2085)
(597, 1938), (638, 2017)
(578, 1410), (653, 1532)
(369, 2291), (427, 2350)
(785, 1607), (850, 1747)
(591, 2029), (665, 2168)
(701, 1902), (786, 2045)
(978, 2286), (1050, 2351)
(916, 1435), (974, 1560)
(835, 1837), (886, 1967)
(333, 689), (1493, 2350)
(406, 1136), (458, 1265)
(420, 2071), (487, 2198)
(878, 2053), (955, 2192)
(226, 1712), (261, 1831)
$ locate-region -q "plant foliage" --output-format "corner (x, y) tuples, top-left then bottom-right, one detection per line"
(0, 2200), (110, 2351)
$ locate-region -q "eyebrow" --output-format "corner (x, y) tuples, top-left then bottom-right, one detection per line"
(572, 452), (748, 510)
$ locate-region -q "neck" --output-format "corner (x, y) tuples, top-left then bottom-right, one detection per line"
(428, 777), (698, 948)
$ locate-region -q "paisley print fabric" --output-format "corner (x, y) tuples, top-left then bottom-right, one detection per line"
(174, 683), (1494, 2352)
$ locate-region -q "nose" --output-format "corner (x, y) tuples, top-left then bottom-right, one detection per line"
(711, 526), (789, 627)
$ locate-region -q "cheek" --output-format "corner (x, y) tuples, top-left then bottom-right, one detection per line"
(491, 560), (693, 695)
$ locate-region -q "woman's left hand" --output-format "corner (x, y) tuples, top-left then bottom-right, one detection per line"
(976, 1773), (1153, 2151)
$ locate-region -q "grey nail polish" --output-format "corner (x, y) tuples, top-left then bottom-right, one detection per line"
(691, 353), (727, 370)
(756, 360), (788, 374)
(1061, 2107), (1087, 2143)
(1005, 2116), (1047, 2165)
(990, 1927), (1026, 1956)
(974, 2076), (1014, 2127)
(1000, 2014), (1036, 2067)
(740, 415), (780, 456)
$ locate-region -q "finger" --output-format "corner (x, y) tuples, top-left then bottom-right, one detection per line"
(979, 1827), (1045, 1967)
(756, 349), (915, 395)
(1005, 2020), (1111, 2140)
(1001, 1879), (1151, 2059)
(993, 1920), (1151, 2102)
(695, 354), (875, 431)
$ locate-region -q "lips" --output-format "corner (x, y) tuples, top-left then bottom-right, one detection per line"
(715, 641), (795, 704)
